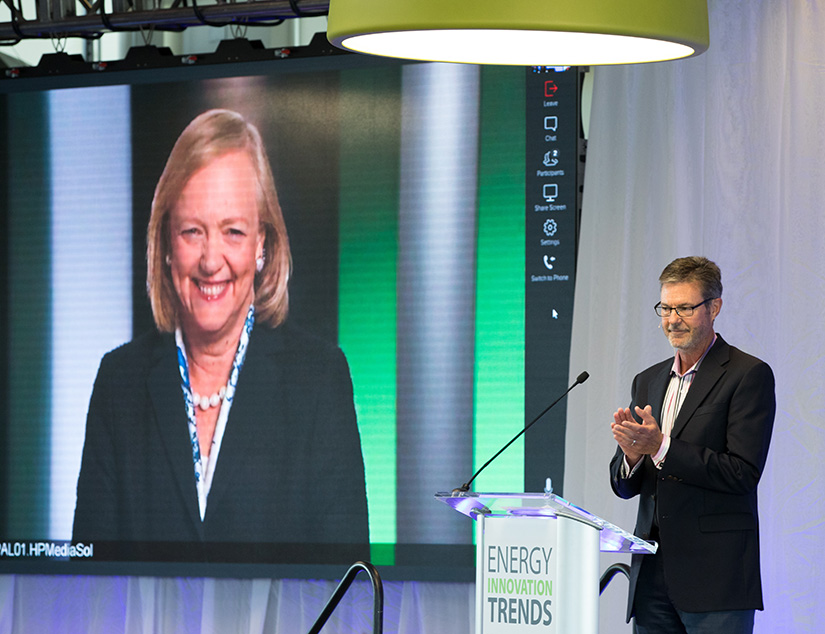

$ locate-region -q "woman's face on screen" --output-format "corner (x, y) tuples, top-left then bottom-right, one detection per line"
(167, 149), (263, 347)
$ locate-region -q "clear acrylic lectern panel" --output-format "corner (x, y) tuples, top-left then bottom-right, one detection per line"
(436, 492), (656, 634)
(436, 491), (656, 555)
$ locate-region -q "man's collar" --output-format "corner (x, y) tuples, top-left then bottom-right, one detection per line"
(672, 333), (718, 376)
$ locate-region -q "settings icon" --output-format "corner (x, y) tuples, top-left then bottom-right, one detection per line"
(543, 218), (558, 237)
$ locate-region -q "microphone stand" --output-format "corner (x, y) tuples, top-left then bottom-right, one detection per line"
(452, 371), (589, 496)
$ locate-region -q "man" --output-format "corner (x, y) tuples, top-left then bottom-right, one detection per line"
(609, 256), (775, 634)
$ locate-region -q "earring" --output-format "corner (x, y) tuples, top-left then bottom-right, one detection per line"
(256, 246), (265, 273)
(165, 254), (171, 266)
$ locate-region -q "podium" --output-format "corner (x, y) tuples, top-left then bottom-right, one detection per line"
(436, 491), (656, 634)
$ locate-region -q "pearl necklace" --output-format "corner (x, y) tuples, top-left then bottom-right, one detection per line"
(191, 386), (227, 411)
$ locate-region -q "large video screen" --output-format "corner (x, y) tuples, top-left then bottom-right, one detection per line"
(0, 39), (581, 579)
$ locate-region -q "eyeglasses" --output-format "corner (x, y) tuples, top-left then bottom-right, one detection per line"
(654, 298), (716, 318)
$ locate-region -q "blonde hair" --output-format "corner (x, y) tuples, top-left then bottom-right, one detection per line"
(146, 109), (291, 332)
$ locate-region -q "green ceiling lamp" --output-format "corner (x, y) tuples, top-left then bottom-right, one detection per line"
(327, 0), (709, 66)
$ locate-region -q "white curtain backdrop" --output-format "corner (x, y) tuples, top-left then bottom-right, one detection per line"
(3, 1), (825, 632)
(566, 1), (825, 632)
(0, 576), (474, 634)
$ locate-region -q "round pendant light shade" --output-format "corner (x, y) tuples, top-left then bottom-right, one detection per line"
(327, 0), (709, 66)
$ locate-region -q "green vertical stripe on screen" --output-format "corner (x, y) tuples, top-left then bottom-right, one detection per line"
(473, 67), (526, 493)
(337, 65), (401, 560)
(7, 93), (52, 537)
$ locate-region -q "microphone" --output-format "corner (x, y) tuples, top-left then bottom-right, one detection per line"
(451, 371), (589, 495)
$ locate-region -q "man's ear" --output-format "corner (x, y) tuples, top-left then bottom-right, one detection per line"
(711, 297), (723, 320)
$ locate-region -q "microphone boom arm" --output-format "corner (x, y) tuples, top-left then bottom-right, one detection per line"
(454, 371), (589, 494)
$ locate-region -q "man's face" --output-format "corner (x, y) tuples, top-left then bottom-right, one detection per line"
(660, 281), (721, 358)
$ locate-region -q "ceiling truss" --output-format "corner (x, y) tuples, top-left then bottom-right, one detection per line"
(0, 0), (331, 42)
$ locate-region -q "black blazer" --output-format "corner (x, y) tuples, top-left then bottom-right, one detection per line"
(73, 322), (369, 562)
(609, 335), (775, 619)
